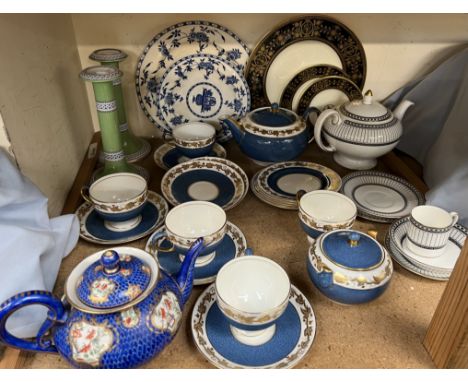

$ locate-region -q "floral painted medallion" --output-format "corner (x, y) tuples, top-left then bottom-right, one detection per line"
(120, 307), (141, 329)
(88, 278), (116, 305)
(69, 320), (114, 367)
(148, 291), (182, 334)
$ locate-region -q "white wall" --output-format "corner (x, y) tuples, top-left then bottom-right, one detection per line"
(0, 15), (94, 216)
(72, 13), (468, 137)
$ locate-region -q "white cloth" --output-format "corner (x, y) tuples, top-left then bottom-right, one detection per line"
(0, 149), (79, 338)
(385, 46), (468, 226)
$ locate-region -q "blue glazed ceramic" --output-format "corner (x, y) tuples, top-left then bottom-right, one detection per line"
(221, 104), (318, 164)
(307, 229), (393, 305)
(0, 241), (205, 368)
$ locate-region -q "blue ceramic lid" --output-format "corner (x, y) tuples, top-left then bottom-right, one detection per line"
(76, 250), (152, 309)
(250, 103), (298, 127)
(321, 230), (383, 269)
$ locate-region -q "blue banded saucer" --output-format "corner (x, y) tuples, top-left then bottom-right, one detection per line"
(145, 221), (248, 285)
(191, 284), (316, 369)
(161, 157), (248, 211)
(76, 191), (168, 245)
(153, 142), (227, 171)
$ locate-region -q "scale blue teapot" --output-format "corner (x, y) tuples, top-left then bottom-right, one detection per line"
(0, 240), (204, 368)
(221, 103), (317, 165)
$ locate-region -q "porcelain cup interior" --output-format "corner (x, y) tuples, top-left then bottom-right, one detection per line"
(299, 190), (357, 233)
(165, 201), (227, 255)
(406, 205), (458, 258)
(173, 122), (216, 157)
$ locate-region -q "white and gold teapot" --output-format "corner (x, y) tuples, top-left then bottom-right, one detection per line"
(314, 90), (414, 170)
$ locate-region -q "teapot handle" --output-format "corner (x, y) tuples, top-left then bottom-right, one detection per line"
(0, 291), (67, 353)
(302, 107), (320, 143)
(314, 109), (339, 152)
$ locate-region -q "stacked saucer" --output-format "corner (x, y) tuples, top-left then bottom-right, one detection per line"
(251, 161), (341, 210)
(385, 216), (467, 280)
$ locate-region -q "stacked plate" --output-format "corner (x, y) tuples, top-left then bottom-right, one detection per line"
(161, 157), (248, 210)
(136, 20), (251, 142)
(245, 15), (366, 113)
(385, 216), (468, 281)
(251, 161), (342, 210)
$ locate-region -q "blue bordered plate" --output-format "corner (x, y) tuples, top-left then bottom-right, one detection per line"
(76, 191), (168, 245)
(136, 20), (250, 139)
(153, 142), (227, 171)
(252, 161), (341, 210)
(191, 283), (316, 369)
(161, 157), (248, 210)
(145, 221), (248, 285)
(156, 53), (250, 135)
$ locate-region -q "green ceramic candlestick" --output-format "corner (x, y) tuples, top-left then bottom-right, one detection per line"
(89, 48), (151, 163)
(80, 66), (140, 179)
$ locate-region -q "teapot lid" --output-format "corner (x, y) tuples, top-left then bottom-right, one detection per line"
(321, 230), (383, 270)
(76, 250), (152, 309)
(250, 103), (298, 127)
(342, 90), (392, 121)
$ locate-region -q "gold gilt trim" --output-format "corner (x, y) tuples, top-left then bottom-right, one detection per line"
(309, 245), (392, 289)
(298, 209), (354, 231)
(174, 136), (215, 148)
(166, 223), (226, 249)
(94, 193), (147, 213)
(192, 284), (316, 369)
(242, 118), (306, 138)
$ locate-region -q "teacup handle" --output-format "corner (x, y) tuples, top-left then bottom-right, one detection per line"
(148, 230), (175, 253)
(244, 247), (254, 256)
(80, 186), (93, 204)
(450, 212), (459, 226)
(296, 189), (307, 205)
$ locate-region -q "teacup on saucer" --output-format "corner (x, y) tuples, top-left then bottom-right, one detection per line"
(173, 122), (216, 158)
(82, 172), (148, 232)
(215, 256), (290, 346)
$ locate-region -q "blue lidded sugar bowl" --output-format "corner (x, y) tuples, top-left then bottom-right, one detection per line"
(307, 230), (393, 304)
(0, 240), (204, 368)
(221, 103), (317, 165)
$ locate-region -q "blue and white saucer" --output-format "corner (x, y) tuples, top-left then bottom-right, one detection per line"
(153, 142), (227, 171)
(191, 284), (316, 369)
(161, 157), (248, 211)
(76, 191), (168, 245)
(145, 221), (248, 285)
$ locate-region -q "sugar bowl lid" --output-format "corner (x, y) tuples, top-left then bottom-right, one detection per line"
(75, 249), (153, 309)
(341, 90), (393, 122)
(248, 103), (299, 127)
(321, 230), (384, 270)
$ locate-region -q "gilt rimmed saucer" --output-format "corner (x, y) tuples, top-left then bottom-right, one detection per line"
(252, 161), (341, 210)
(153, 142), (227, 170)
(385, 216), (467, 280)
(161, 157), (248, 210)
(191, 283), (316, 369)
(341, 171), (425, 223)
(145, 221), (248, 285)
(76, 191), (168, 245)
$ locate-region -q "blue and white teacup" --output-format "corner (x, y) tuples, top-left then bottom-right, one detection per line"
(297, 190), (357, 243)
(150, 201), (227, 266)
(81, 172), (148, 232)
(172, 122), (216, 158)
(215, 256), (290, 346)
(404, 205), (459, 258)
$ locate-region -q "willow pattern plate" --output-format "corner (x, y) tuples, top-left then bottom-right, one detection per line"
(76, 191), (168, 245)
(161, 157), (248, 210)
(280, 65), (348, 111)
(156, 53), (250, 135)
(246, 15), (366, 109)
(252, 161), (342, 210)
(296, 76), (362, 116)
(191, 283), (316, 369)
(341, 171), (425, 223)
(136, 20), (250, 135)
(153, 142), (226, 170)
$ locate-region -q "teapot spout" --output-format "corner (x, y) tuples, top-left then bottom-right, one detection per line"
(175, 238), (205, 306)
(393, 99), (414, 121)
(220, 116), (245, 144)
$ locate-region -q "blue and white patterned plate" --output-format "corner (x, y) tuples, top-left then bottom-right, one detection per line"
(76, 191), (168, 245)
(153, 142), (227, 170)
(136, 21), (250, 139)
(156, 53), (250, 137)
(145, 221), (248, 285)
(191, 284), (316, 369)
(161, 157), (248, 211)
